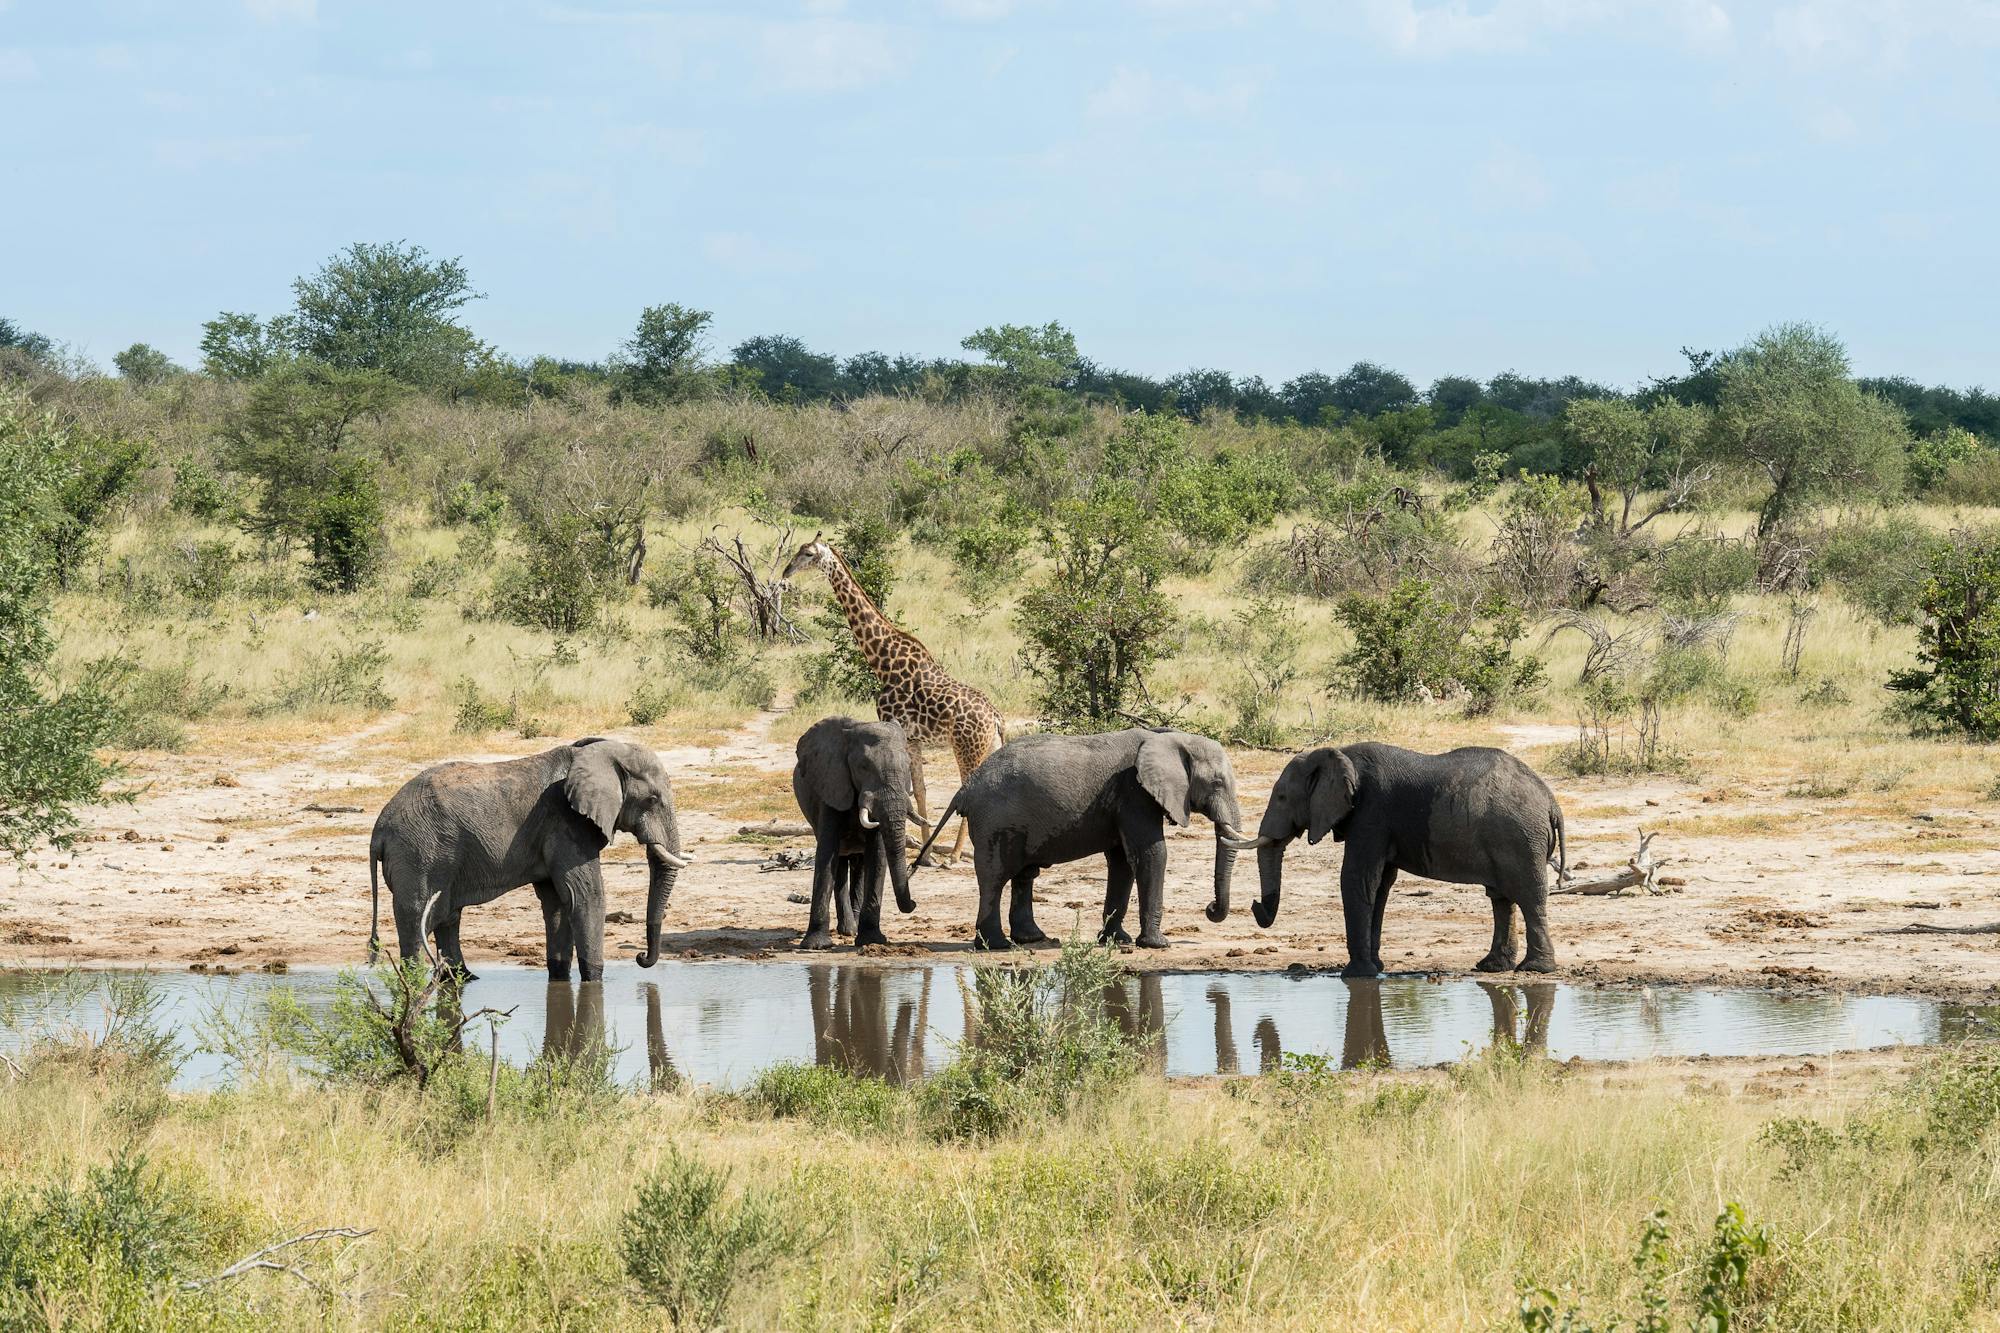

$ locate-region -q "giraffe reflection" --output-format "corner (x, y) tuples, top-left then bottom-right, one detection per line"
(807, 966), (936, 1084)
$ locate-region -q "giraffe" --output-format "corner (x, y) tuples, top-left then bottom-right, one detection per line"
(783, 535), (1004, 864)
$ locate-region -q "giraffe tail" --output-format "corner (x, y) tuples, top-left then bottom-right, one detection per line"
(910, 792), (962, 871)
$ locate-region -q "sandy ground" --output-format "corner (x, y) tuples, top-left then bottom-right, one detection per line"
(5, 706), (2000, 1002)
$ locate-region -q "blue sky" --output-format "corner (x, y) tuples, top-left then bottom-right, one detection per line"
(3, 0), (1995, 388)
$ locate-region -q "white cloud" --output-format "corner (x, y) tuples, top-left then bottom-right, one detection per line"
(1770, 0), (2000, 72)
(243, 0), (316, 21)
(1362, 0), (1733, 57)
(152, 134), (308, 169)
(756, 18), (905, 92)
(938, 0), (1015, 18)
(0, 48), (36, 81)
(603, 124), (711, 166)
(1085, 65), (1258, 119)
(1604, 165), (1683, 212)
(701, 231), (811, 273)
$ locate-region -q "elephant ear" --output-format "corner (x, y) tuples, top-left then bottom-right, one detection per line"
(797, 720), (858, 811)
(1305, 749), (1359, 845)
(1137, 732), (1193, 827)
(564, 741), (624, 842)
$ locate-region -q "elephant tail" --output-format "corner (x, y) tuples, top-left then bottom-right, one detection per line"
(910, 792), (962, 872)
(1548, 806), (1567, 887)
(368, 836), (384, 963)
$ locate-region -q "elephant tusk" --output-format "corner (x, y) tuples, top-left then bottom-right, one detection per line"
(858, 806), (880, 830)
(1218, 832), (1272, 851)
(652, 847), (694, 869)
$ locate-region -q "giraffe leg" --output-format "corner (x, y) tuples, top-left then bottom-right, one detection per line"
(945, 722), (994, 864)
(906, 739), (946, 868)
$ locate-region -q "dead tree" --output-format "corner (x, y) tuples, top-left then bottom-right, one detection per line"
(700, 528), (810, 643)
(1554, 830), (1674, 896)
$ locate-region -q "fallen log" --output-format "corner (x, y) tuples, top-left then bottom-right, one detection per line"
(1884, 922), (2000, 936)
(738, 820), (814, 838)
(1554, 830), (1674, 896)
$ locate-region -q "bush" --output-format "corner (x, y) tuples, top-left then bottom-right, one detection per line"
(112, 660), (228, 751)
(1817, 515), (1948, 626)
(302, 454), (385, 594)
(1932, 450), (2000, 506)
(491, 513), (623, 635)
(744, 1063), (903, 1135)
(1888, 531), (2000, 739)
(439, 477), (507, 529)
(169, 539), (238, 605)
(405, 554), (458, 600)
(656, 548), (747, 667)
(169, 453), (240, 522)
(1655, 534), (1757, 615)
(1333, 580), (1542, 712)
(257, 638), (392, 715)
(1518, 1203), (1771, 1333)
(621, 1148), (795, 1328)
(1223, 598), (1305, 747)
(918, 937), (1141, 1140)
(1909, 426), (1986, 494)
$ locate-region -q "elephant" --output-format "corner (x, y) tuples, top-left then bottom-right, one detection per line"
(808, 964), (934, 1084)
(915, 726), (1252, 951)
(1223, 743), (1565, 978)
(792, 716), (918, 950)
(368, 737), (694, 982)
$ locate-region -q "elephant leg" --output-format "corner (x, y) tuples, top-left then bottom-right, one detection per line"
(1515, 880), (1557, 974)
(1120, 810), (1170, 949)
(1008, 865), (1047, 946)
(855, 842), (889, 949)
(434, 911), (477, 983)
(833, 852), (859, 939)
(1475, 888), (1517, 972)
(971, 843), (1012, 951)
(537, 880), (573, 981)
(1369, 866), (1396, 974)
(1337, 850), (1385, 977)
(557, 860), (607, 982)
(801, 822), (843, 951)
(383, 850), (432, 967)
(1099, 847), (1134, 947)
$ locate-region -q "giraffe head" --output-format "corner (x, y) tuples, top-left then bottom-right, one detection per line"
(781, 533), (836, 582)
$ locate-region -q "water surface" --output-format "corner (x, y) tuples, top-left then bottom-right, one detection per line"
(0, 963), (1982, 1092)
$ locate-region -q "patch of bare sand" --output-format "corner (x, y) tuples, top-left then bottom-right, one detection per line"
(6, 706), (2000, 1003)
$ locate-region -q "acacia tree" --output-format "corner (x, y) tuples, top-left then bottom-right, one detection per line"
(199, 312), (294, 379)
(1563, 397), (1713, 537)
(1708, 324), (1908, 536)
(617, 303), (714, 405)
(961, 321), (1080, 393)
(288, 241), (483, 389)
(112, 343), (182, 386)
(0, 391), (123, 858)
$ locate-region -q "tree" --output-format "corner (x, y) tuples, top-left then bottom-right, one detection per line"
(1887, 531), (2000, 739)
(199, 312), (293, 379)
(1908, 426), (1986, 494)
(224, 360), (399, 547)
(1563, 397), (1712, 537)
(303, 454), (386, 593)
(1709, 323), (1909, 535)
(617, 303), (714, 405)
(1426, 375), (1484, 427)
(960, 321), (1079, 392)
(0, 389), (123, 859)
(1279, 371), (1339, 424)
(1327, 362), (1419, 419)
(0, 317), (55, 364)
(1163, 367), (1237, 420)
(112, 343), (182, 385)
(288, 241), (482, 389)
(730, 334), (841, 403)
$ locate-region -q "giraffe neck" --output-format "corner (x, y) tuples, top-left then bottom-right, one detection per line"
(822, 554), (922, 677)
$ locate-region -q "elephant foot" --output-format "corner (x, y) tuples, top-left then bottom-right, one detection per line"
(1339, 961), (1382, 979)
(1515, 955), (1557, 974)
(546, 963), (571, 982)
(973, 931), (1011, 952)
(799, 931), (836, 951)
(1134, 932), (1169, 950)
(854, 927), (889, 948)
(1473, 954), (1516, 974)
(577, 966), (603, 983)
(1097, 925), (1133, 947)
(1010, 923), (1050, 946)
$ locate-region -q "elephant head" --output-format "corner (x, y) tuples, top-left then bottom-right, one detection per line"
(797, 717), (916, 914)
(1133, 730), (1250, 925)
(1220, 746), (1358, 928)
(564, 738), (693, 968)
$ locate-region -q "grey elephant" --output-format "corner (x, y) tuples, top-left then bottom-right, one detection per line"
(792, 716), (918, 950)
(1223, 743), (1564, 977)
(368, 737), (694, 981)
(915, 726), (1252, 951)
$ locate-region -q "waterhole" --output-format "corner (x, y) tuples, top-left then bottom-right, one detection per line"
(1, 963), (1984, 1092)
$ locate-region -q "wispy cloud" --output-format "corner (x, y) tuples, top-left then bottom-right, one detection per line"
(0, 47), (38, 81)
(1473, 143), (1551, 211)
(602, 124), (711, 167)
(756, 18), (907, 92)
(1362, 0), (1733, 57)
(937, 0), (1014, 18)
(1085, 64), (1258, 119)
(701, 230), (811, 274)
(243, 0), (316, 22)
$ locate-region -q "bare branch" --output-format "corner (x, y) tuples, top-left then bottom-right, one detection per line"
(1554, 830), (1674, 897)
(182, 1227), (374, 1291)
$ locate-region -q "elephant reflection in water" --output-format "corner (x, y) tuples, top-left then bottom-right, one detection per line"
(642, 984), (679, 1091)
(807, 966), (934, 1084)
(1206, 985), (1285, 1075)
(538, 981), (681, 1089)
(1479, 980), (1555, 1053)
(1103, 973), (1167, 1074)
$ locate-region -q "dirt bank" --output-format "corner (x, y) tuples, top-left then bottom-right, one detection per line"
(6, 707), (1999, 1002)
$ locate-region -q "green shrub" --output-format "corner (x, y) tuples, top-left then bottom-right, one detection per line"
(1655, 534), (1757, 614)
(744, 1063), (903, 1135)
(168, 453), (239, 522)
(621, 1148), (796, 1328)
(405, 554), (458, 600)
(1223, 598), (1305, 747)
(919, 938), (1141, 1140)
(1909, 426), (1987, 494)
(302, 455), (385, 594)
(1518, 1203), (1771, 1333)
(439, 477), (507, 529)
(1932, 449), (2000, 506)
(257, 638), (392, 715)
(1817, 515), (1948, 626)
(112, 660), (228, 751)
(656, 547), (747, 667)
(491, 512), (622, 635)
(1887, 532), (2000, 740)
(1332, 579), (1542, 713)
(169, 539), (238, 605)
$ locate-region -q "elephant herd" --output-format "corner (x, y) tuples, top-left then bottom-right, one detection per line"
(368, 720), (1568, 982)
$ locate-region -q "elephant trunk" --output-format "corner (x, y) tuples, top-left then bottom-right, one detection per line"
(883, 806), (915, 913)
(636, 843), (681, 968)
(1206, 836), (1238, 922)
(1252, 841), (1286, 929)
